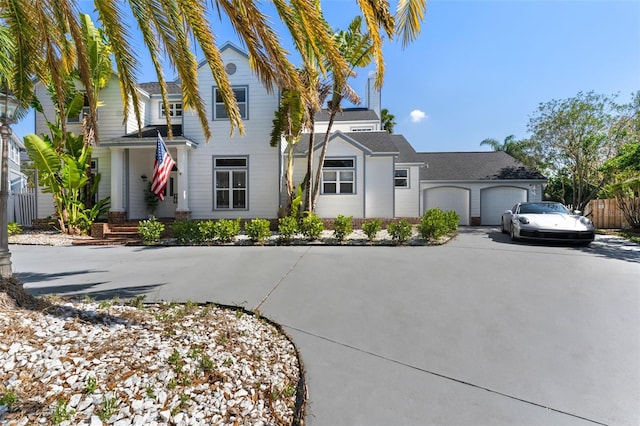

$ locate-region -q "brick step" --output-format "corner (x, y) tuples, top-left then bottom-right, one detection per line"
(104, 231), (140, 238)
(72, 238), (132, 246)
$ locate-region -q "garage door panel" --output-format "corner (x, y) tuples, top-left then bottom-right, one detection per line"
(424, 187), (470, 226)
(480, 186), (527, 225)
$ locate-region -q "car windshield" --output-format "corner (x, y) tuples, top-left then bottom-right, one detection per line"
(519, 203), (570, 214)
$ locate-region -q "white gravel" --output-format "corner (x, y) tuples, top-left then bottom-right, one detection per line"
(0, 301), (303, 425)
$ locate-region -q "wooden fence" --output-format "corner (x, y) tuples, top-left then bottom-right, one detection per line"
(584, 198), (631, 229)
(8, 188), (37, 227)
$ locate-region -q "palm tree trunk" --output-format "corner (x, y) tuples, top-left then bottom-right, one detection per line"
(310, 112), (337, 211)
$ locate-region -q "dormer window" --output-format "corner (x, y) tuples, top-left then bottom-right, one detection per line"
(161, 102), (183, 118)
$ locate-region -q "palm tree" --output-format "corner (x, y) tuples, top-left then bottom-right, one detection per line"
(309, 15), (374, 211)
(480, 135), (543, 170)
(381, 108), (396, 133)
(0, 0), (427, 143)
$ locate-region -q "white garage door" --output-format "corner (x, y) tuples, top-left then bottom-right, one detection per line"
(424, 187), (470, 225)
(480, 186), (527, 225)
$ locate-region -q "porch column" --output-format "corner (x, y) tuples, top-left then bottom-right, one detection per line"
(176, 146), (190, 214)
(109, 147), (125, 221)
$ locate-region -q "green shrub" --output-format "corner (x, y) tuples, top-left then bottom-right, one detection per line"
(333, 215), (353, 242)
(361, 219), (381, 242)
(7, 222), (22, 236)
(172, 220), (199, 244)
(214, 218), (241, 243)
(245, 218), (272, 244)
(278, 216), (298, 243)
(299, 213), (324, 241)
(197, 220), (217, 243)
(419, 208), (459, 240)
(387, 219), (413, 244)
(138, 216), (165, 245)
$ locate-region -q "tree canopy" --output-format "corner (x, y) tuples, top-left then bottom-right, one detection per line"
(0, 0), (427, 142)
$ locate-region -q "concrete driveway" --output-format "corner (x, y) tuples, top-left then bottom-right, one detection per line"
(10, 228), (640, 425)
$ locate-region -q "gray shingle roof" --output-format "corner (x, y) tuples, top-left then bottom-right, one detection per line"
(314, 108), (379, 122)
(137, 81), (182, 95)
(123, 125), (182, 138)
(295, 131), (400, 155)
(417, 151), (546, 181)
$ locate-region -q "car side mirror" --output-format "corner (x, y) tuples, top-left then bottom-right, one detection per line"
(504, 210), (512, 214)
(573, 210), (582, 215)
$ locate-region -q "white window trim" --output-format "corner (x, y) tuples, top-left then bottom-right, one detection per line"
(321, 157), (356, 195)
(213, 86), (249, 120)
(160, 102), (183, 118)
(395, 168), (410, 188)
(213, 156), (249, 210)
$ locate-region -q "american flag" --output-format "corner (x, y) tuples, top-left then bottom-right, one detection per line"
(151, 133), (176, 201)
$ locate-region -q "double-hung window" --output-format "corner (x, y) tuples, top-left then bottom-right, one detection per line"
(394, 169), (409, 187)
(214, 157), (248, 209)
(213, 86), (248, 120)
(322, 158), (355, 194)
(161, 102), (182, 118)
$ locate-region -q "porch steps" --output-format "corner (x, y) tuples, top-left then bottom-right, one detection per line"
(72, 222), (143, 246)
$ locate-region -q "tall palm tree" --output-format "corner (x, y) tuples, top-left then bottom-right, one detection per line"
(381, 108), (396, 133)
(309, 15), (374, 211)
(0, 0), (427, 143)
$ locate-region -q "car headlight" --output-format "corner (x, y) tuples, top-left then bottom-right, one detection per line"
(518, 217), (530, 224)
(579, 217), (593, 227)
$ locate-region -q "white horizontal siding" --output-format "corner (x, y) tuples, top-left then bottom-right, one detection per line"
(394, 165), (421, 217)
(365, 156), (394, 218)
(183, 46), (280, 219)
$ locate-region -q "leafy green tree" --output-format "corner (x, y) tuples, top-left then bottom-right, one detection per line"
(381, 108), (396, 133)
(602, 92), (640, 228)
(527, 91), (621, 212)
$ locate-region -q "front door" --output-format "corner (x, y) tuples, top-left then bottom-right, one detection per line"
(156, 171), (178, 219)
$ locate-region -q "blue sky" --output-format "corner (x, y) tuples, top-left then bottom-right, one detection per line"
(13, 0), (640, 153)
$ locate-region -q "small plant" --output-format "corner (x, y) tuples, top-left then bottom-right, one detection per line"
(214, 218), (241, 243)
(96, 396), (118, 422)
(199, 354), (215, 373)
(168, 349), (184, 374)
(128, 295), (146, 309)
(333, 215), (353, 242)
(387, 219), (413, 244)
(278, 216), (298, 244)
(167, 378), (177, 390)
(197, 220), (217, 243)
(97, 300), (112, 309)
(222, 357), (233, 367)
(138, 216), (165, 245)
(245, 218), (272, 244)
(299, 213), (324, 241)
(145, 385), (156, 400)
(418, 208), (459, 241)
(143, 181), (159, 215)
(83, 376), (98, 394)
(172, 220), (199, 244)
(0, 389), (18, 409)
(52, 399), (74, 424)
(7, 222), (21, 236)
(362, 219), (381, 242)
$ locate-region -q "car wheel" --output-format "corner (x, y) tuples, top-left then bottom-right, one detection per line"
(510, 226), (518, 242)
(501, 219), (507, 234)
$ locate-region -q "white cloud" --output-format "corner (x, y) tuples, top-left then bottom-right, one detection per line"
(409, 109), (428, 123)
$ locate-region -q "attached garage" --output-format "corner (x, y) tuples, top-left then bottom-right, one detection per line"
(424, 186), (470, 225)
(480, 186), (528, 225)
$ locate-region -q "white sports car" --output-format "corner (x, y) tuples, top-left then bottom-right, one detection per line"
(501, 201), (595, 244)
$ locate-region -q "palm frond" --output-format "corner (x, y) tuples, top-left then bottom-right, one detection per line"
(396, 0), (427, 48)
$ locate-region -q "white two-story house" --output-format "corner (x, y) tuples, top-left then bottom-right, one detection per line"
(33, 41), (546, 226)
